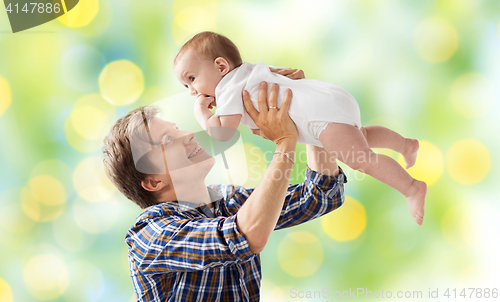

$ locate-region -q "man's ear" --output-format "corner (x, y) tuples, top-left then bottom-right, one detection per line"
(141, 175), (169, 192)
(214, 57), (231, 76)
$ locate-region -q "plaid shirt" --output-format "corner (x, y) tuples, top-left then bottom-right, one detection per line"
(125, 166), (346, 302)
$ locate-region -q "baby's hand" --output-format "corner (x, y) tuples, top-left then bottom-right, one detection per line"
(196, 94), (216, 109)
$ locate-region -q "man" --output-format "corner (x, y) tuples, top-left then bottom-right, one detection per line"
(103, 82), (346, 301)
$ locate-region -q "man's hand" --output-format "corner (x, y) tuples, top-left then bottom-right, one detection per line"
(269, 67), (305, 80)
(242, 82), (298, 146)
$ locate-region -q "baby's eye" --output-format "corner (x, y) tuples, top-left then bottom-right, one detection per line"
(189, 76), (195, 82)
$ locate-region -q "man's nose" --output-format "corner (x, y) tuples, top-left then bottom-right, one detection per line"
(179, 130), (195, 144)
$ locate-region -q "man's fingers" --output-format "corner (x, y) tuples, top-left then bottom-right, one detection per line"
(242, 90), (259, 119)
(257, 81), (269, 115)
(278, 69), (296, 75)
(269, 67), (298, 77)
(251, 129), (267, 140)
(269, 83), (279, 109)
(290, 69), (305, 79)
(280, 88), (293, 113)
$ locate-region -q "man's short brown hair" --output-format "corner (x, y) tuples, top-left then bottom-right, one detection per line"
(102, 106), (160, 209)
(174, 31), (243, 69)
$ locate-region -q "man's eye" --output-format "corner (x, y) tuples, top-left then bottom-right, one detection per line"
(189, 76), (195, 82)
(160, 135), (172, 145)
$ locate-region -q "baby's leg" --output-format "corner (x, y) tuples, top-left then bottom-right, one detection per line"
(320, 123), (426, 225)
(360, 126), (419, 169)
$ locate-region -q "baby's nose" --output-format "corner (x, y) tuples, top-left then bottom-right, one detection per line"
(189, 87), (197, 96)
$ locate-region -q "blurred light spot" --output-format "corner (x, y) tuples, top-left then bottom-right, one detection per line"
(99, 60), (144, 106)
(398, 140), (443, 186)
(261, 280), (285, 302)
(61, 45), (105, 92)
(0, 188), (36, 233)
(171, 0), (217, 46)
(441, 204), (474, 248)
(30, 175), (66, 206)
(437, 0), (478, 20)
(63, 261), (104, 302)
(446, 139), (490, 184)
(450, 73), (494, 119)
(0, 76), (11, 117)
(277, 231), (323, 277)
(73, 157), (116, 202)
(23, 254), (69, 300)
(0, 278), (13, 302)
(58, 0), (99, 28)
(21, 176), (66, 222)
(64, 94), (116, 153)
(413, 18), (458, 63)
(321, 196), (366, 241)
(30, 159), (73, 193)
(71, 106), (108, 140)
(53, 212), (95, 252)
(72, 196), (120, 234)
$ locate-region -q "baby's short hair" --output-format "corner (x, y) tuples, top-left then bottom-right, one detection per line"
(175, 31), (243, 69)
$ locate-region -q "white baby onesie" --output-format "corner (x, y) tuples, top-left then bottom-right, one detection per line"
(214, 62), (362, 147)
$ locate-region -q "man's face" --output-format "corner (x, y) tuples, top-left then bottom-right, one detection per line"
(174, 49), (222, 102)
(145, 117), (215, 181)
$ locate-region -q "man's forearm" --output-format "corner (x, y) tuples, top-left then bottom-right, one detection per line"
(306, 145), (339, 176)
(236, 139), (296, 254)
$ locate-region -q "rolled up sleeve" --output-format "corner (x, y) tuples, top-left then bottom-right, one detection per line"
(126, 214), (255, 274)
(275, 166), (346, 230)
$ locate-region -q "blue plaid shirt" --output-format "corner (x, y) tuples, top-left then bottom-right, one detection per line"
(125, 166), (346, 302)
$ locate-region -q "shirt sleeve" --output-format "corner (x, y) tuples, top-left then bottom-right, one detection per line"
(125, 214), (256, 274)
(275, 166), (346, 230)
(214, 82), (246, 117)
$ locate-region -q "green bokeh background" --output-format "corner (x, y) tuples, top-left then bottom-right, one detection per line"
(0, 0), (499, 301)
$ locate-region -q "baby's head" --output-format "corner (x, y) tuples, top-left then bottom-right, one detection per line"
(174, 31), (242, 98)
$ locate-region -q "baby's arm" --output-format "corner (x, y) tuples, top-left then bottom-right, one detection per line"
(195, 94), (241, 141)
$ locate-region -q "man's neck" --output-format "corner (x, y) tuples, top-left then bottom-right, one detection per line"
(156, 181), (212, 206)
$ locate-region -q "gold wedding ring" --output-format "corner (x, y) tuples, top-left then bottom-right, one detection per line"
(269, 106), (277, 109)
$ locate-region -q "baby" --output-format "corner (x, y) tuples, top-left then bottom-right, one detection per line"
(174, 31), (427, 225)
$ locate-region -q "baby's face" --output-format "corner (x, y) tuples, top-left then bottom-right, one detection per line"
(174, 49), (223, 100)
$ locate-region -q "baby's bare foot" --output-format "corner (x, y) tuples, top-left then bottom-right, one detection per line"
(403, 139), (419, 169)
(405, 180), (427, 225)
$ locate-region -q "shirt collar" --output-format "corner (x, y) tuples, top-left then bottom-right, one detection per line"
(175, 187), (223, 210)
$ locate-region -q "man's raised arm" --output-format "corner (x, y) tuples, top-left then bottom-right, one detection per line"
(235, 82), (298, 254)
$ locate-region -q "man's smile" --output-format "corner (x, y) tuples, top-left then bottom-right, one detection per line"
(188, 145), (203, 159)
